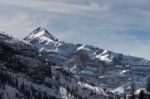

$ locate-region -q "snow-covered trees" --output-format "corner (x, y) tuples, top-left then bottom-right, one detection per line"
(0, 69), (59, 99)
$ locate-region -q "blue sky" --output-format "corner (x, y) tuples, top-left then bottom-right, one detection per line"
(0, 0), (150, 59)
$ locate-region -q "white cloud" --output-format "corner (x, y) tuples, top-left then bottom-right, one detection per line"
(0, 0), (110, 15)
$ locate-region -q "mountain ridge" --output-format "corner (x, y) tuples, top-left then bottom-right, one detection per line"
(24, 27), (150, 94)
(24, 27), (150, 66)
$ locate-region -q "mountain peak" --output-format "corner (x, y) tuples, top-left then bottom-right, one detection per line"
(24, 27), (58, 42)
(32, 27), (48, 34)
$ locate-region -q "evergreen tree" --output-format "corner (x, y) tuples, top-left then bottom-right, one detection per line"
(139, 90), (144, 99)
(0, 93), (2, 99)
(37, 92), (42, 99)
(123, 93), (126, 99)
(146, 77), (150, 92)
(2, 85), (5, 90)
(28, 90), (31, 99)
(15, 93), (19, 98)
(43, 93), (48, 99)
(20, 82), (25, 93)
(15, 78), (18, 89)
(12, 77), (15, 87)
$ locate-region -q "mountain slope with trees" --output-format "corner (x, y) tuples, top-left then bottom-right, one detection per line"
(0, 32), (112, 99)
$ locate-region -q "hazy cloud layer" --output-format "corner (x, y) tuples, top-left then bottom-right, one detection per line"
(0, 0), (150, 59)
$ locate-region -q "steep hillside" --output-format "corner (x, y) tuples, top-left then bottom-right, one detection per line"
(0, 32), (112, 99)
(24, 27), (150, 94)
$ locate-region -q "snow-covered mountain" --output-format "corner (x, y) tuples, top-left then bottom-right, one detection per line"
(0, 32), (113, 99)
(24, 27), (150, 66)
(0, 27), (149, 98)
(24, 27), (150, 94)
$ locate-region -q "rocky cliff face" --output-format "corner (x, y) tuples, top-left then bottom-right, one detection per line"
(24, 27), (150, 94)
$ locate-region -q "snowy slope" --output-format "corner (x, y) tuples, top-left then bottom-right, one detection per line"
(24, 27), (150, 94)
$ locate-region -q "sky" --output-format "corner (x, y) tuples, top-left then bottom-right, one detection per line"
(0, 0), (150, 59)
